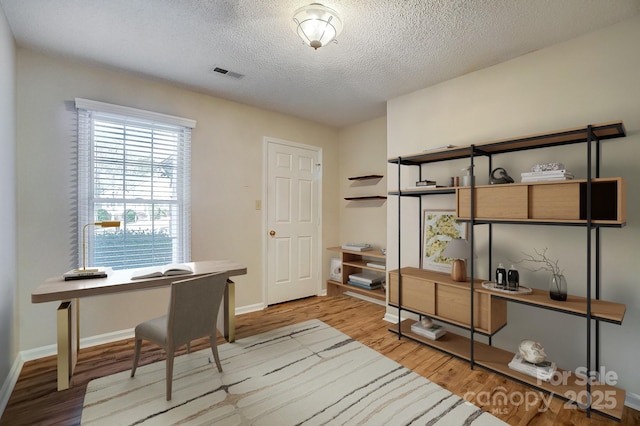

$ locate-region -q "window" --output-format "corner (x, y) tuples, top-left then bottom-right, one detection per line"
(75, 99), (196, 270)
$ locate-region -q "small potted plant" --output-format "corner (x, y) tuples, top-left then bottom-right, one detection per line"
(519, 248), (567, 301)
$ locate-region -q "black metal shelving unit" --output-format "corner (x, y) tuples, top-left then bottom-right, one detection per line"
(389, 121), (628, 421)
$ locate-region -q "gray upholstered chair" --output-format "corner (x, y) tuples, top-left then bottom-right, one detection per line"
(130, 272), (227, 400)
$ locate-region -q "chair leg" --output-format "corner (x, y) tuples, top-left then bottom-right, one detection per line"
(209, 335), (222, 372)
(131, 338), (141, 377)
(166, 350), (175, 401)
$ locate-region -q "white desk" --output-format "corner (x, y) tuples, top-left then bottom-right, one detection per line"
(32, 260), (247, 391)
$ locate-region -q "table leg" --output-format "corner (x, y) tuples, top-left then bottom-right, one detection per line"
(217, 279), (235, 342)
(56, 299), (79, 391)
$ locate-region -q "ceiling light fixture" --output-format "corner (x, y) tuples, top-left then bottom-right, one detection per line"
(291, 3), (343, 50)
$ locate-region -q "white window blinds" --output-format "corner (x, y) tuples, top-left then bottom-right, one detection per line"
(75, 98), (195, 270)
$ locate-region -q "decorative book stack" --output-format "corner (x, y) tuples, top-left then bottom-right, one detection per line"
(347, 270), (385, 290)
(63, 267), (109, 281)
(405, 179), (439, 190)
(366, 262), (386, 270)
(410, 321), (446, 340)
(520, 169), (574, 182)
(508, 353), (557, 382)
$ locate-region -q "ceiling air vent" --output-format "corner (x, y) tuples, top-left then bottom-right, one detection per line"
(212, 67), (244, 79)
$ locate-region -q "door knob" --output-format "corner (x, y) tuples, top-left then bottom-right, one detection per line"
(269, 230), (276, 237)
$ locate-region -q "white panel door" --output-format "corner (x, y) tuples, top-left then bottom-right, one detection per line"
(266, 140), (320, 305)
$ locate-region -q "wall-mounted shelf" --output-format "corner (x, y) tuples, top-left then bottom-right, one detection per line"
(344, 196), (387, 201)
(346, 174), (386, 201)
(348, 174), (383, 181)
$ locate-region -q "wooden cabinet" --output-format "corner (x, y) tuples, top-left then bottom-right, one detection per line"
(388, 268), (507, 334)
(457, 178), (626, 224)
(388, 121), (628, 421)
(326, 247), (386, 302)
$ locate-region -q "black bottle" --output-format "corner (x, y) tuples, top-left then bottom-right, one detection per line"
(507, 265), (519, 290)
(496, 263), (506, 289)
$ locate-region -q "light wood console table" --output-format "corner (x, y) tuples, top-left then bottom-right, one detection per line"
(32, 259), (247, 391)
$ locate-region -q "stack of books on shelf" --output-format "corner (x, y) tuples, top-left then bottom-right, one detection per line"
(405, 180), (439, 190)
(508, 353), (557, 382)
(521, 169), (574, 182)
(416, 179), (436, 187)
(341, 243), (373, 252)
(347, 270), (385, 290)
(366, 261), (386, 270)
(410, 321), (446, 340)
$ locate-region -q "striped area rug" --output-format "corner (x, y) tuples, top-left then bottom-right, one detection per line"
(82, 319), (505, 425)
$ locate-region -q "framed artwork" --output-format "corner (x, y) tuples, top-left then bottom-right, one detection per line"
(422, 210), (467, 272)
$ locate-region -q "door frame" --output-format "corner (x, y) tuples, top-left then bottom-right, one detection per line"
(262, 136), (323, 306)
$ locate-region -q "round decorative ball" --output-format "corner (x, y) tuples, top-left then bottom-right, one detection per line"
(420, 317), (433, 328)
(518, 340), (547, 364)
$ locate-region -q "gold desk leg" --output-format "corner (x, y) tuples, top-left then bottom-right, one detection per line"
(56, 299), (79, 391)
(219, 279), (235, 342)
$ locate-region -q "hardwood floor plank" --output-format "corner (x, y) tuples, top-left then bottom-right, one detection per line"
(1, 296), (639, 425)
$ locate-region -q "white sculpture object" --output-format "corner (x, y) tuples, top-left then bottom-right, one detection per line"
(420, 317), (433, 328)
(518, 339), (547, 364)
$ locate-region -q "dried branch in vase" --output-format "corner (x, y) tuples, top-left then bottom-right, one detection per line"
(516, 248), (564, 276)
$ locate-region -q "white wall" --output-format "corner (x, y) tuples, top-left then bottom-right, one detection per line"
(337, 116), (387, 249)
(387, 16), (640, 395)
(0, 3), (17, 395)
(15, 50), (340, 350)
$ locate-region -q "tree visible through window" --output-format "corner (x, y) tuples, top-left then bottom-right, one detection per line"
(75, 99), (195, 270)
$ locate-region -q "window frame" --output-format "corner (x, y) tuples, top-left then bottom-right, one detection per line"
(74, 98), (196, 270)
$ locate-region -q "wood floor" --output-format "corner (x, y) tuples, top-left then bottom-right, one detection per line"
(2, 295), (639, 426)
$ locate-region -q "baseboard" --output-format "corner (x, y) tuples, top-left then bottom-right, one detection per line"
(383, 312), (399, 323)
(383, 309), (417, 324)
(236, 303), (264, 315)
(19, 328), (136, 363)
(0, 353), (24, 417)
(625, 392), (640, 411)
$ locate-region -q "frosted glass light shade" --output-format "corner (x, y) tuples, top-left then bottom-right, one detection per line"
(291, 3), (343, 50)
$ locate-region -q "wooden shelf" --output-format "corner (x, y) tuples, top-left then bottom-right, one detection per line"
(348, 174), (383, 181)
(391, 320), (625, 421)
(327, 246), (386, 259)
(388, 121), (625, 165)
(326, 247), (386, 303)
(327, 279), (385, 301)
(476, 286), (626, 324)
(342, 259), (385, 271)
(344, 196), (387, 200)
(388, 187), (456, 196)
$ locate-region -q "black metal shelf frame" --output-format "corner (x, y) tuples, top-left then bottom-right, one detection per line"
(389, 121), (627, 420)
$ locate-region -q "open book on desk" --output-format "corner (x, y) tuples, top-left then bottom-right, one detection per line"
(131, 263), (194, 280)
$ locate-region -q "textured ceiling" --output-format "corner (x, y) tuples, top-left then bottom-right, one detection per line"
(2, 0), (639, 127)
